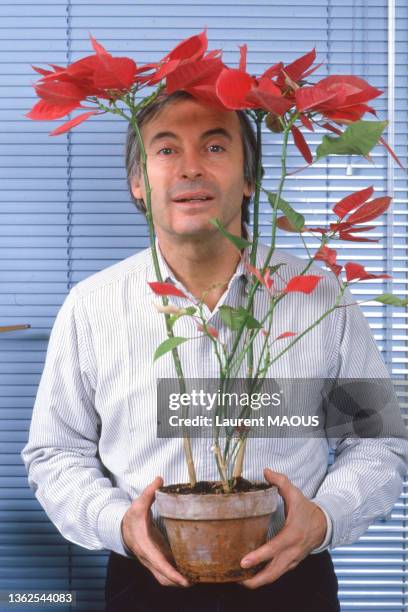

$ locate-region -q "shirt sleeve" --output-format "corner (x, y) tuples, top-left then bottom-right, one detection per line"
(309, 504), (333, 554)
(311, 287), (408, 550)
(21, 287), (132, 557)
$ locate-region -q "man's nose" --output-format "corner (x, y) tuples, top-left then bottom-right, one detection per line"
(179, 149), (204, 180)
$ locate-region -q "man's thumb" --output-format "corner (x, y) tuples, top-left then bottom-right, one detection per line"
(138, 476), (164, 509)
(264, 468), (291, 496)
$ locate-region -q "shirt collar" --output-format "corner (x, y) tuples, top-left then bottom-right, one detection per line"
(153, 223), (262, 294)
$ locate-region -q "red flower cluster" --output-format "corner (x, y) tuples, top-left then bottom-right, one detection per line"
(307, 187), (391, 280)
(209, 46), (383, 163)
(26, 35), (140, 135)
(309, 186), (391, 242)
(27, 29), (386, 156)
(26, 30), (227, 134)
(315, 244), (390, 282)
(276, 185), (392, 281)
(143, 30), (226, 108)
(295, 75), (382, 123)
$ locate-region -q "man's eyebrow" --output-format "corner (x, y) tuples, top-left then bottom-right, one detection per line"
(148, 128), (233, 147)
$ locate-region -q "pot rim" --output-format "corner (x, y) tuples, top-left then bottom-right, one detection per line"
(155, 485), (279, 520)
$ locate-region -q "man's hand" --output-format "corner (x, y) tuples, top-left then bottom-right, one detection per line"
(121, 476), (190, 588)
(240, 467), (328, 589)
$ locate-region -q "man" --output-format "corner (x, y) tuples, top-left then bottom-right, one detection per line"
(21, 91), (408, 612)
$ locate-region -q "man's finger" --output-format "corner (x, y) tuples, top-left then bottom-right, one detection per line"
(240, 527), (293, 568)
(150, 567), (183, 588)
(144, 540), (190, 587)
(138, 554), (182, 588)
(241, 550), (300, 590)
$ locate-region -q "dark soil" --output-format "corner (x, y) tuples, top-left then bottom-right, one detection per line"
(160, 477), (272, 495)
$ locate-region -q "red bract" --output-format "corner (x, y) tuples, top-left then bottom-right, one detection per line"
(164, 29), (208, 63)
(299, 113), (314, 132)
(284, 275), (322, 294)
(146, 29), (221, 94)
(256, 48), (322, 116)
(34, 80), (93, 110)
(26, 99), (81, 120)
(214, 44), (293, 113)
(49, 111), (102, 136)
(274, 49), (321, 90)
(345, 263), (391, 282)
(315, 245), (342, 276)
(246, 77), (294, 115)
(244, 262), (274, 291)
(37, 56), (103, 90)
(296, 75), (382, 123)
(264, 269), (273, 290)
(276, 216), (305, 233)
(333, 186), (374, 219)
(32, 64), (64, 77)
(216, 67), (293, 114)
(166, 57), (225, 107)
(346, 196), (391, 225)
(291, 125), (313, 164)
(339, 231), (378, 243)
(307, 227), (328, 235)
(145, 31), (228, 108)
(197, 324), (219, 339)
(91, 47), (137, 90)
(276, 331), (297, 340)
(148, 281), (187, 298)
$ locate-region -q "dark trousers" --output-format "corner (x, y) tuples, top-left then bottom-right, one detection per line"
(105, 550), (340, 612)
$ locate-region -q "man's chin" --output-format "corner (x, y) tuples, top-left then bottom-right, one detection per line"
(166, 218), (221, 239)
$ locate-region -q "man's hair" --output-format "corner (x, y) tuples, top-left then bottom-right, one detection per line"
(125, 91), (257, 226)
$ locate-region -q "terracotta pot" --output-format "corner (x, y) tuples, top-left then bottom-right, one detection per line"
(155, 485), (278, 583)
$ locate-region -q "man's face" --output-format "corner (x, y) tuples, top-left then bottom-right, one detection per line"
(131, 98), (252, 240)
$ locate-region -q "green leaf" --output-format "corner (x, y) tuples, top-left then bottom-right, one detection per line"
(266, 192), (305, 231)
(183, 306), (197, 316)
(266, 263), (286, 275)
(374, 294), (408, 307)
(219, 305), (262, 331)
(316, 120), (388, 160)
(209, 218), (252, 250)
(168, 306), (197, 329)
(153, 337), (188, 361)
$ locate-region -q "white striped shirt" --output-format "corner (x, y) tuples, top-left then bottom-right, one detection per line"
(21, 240), (408, 559)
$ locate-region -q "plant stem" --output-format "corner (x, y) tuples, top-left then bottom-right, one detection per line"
(224, 119), (294, 382)
(246, 113), (264, 380)
(128, 110), (197, 487)
(232, 438), (247, 478)
(267, 286), (347, 368)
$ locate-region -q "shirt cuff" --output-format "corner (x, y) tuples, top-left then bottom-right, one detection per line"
(97, 500), (133, 557)
(120, 519), (135, 558)
(309, 502), (333, 554)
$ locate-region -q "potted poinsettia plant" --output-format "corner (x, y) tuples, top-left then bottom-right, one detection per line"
(26, 30), (406, 583)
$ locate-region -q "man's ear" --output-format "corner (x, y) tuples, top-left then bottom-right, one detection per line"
(244, 180), (254, 199)
(130, 175), (144, 200)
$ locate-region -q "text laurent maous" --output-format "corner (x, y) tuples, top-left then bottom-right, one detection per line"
(168, 415), (320, 427)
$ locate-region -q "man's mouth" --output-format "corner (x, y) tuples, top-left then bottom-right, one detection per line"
(172, 191), (214, 204)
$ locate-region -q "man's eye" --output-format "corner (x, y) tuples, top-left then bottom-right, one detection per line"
(158, 145), (225, 157)
(209, 145), (225, 151)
